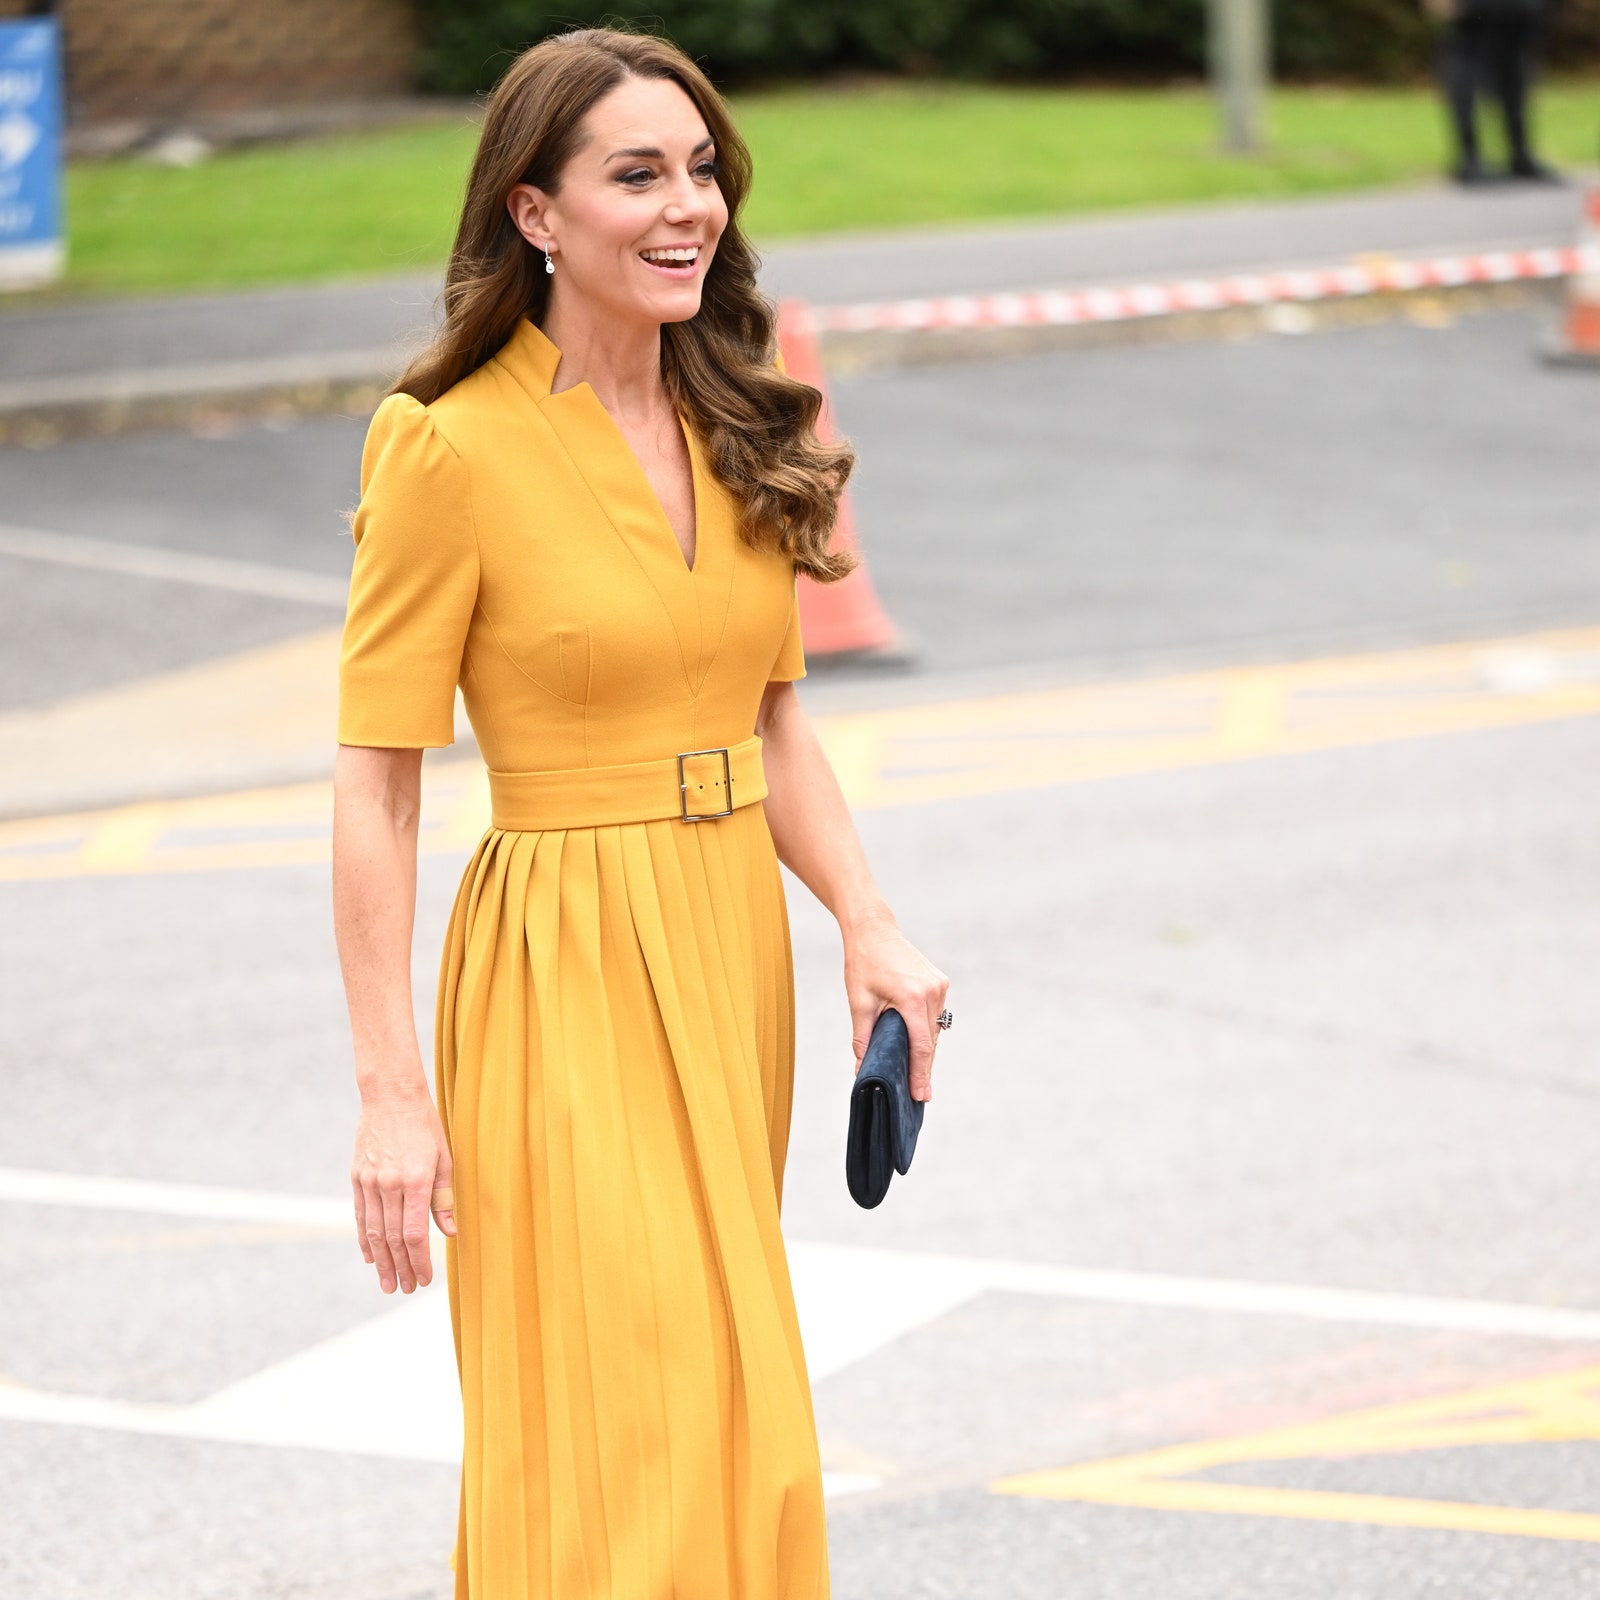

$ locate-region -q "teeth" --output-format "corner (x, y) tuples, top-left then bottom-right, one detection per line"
(642, 247), (699, 263)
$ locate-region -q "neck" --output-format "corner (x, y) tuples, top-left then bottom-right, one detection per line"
(542, 296), (667, 423)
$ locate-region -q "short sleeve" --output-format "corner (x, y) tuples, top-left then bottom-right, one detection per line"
(769, 573), (807, 683)
(337, 394), (479, 748)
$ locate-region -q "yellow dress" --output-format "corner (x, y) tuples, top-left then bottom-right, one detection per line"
(337, 317), (828, 1600)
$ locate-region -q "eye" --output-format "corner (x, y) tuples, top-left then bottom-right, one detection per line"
(617, 166), (654, 188)
(693, 158), (719, 182)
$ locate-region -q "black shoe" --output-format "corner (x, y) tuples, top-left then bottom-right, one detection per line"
(1452, 157), (1497, 185)
(1508, 156), (1563, 183)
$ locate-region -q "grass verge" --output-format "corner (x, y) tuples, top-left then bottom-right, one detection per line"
(45, 81), (1600, 298)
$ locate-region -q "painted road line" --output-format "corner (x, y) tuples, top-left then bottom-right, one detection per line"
(815, 625), (1600, 811)
(3, 1219), (1600, 1487)
(0, 1165), (350, 1229)
(0, 1271), (873, 1502)
(0, 522), (349, 606)
(0, 626), (362, 823)
(6, 1166), (1600, 1346)
(4, 624), (1600, 883)
(995, 1362), (1600, 1544)
(7, 1167), (1600, 1501)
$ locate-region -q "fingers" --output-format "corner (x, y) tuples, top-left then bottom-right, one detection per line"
(357, 1163), (453, 1292)
(847, 963), (950, 1098)
(380, 1173), (424, 1294)
(400, 1179), (433, 1290)
(351, 1100), (458, 1293)
(906, 1010), (936, 1103)
(905, 969), (951, 1104)
(431, 1142), (457, 1239)
(848, 995), (881, 1072)
(362, 1176), (400, 1293)
(352, 1176), (374, 1264)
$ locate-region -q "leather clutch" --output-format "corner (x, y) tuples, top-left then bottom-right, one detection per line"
(846, 1008), (925, 1209)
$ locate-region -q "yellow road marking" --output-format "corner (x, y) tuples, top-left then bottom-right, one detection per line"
(0, 627), (347, 823)
(994, 1361), (1600, 1544)
(4, 624), (1600, 882)
(1215, 670), (1287, 754)
(74, 804), (168, 873)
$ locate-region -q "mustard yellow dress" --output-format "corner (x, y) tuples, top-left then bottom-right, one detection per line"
(337, 317), (828, 1600)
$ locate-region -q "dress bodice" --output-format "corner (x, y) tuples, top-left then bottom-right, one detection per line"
(338, 317), (805, 767)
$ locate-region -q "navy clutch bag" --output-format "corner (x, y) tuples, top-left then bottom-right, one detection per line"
(846, 1008), (925, 1209)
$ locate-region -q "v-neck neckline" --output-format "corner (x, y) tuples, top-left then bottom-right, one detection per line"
(505, 318), (737, 699)
(563, 386), (702, 576)
(536, 327), (703, 577)
(660, 411), (701, 576)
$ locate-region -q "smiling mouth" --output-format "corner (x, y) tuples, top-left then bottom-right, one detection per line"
(640, 245), (701, 276)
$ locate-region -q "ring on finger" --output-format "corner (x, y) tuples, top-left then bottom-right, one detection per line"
(936, 1009), (953, 1031)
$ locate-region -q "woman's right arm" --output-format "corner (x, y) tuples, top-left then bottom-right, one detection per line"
(332, 743), (455, 1295)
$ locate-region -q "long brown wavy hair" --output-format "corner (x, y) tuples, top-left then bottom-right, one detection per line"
(393, 27), (855, 582)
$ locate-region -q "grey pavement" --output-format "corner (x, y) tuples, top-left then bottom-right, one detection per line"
(1, 415), (360, 712)
(828, 302), (1600, 690)
(0, 181), (1588, 400)
(5, 679), (1600, 1596)
(5, 309), (1600, 1597)
(4, 306), (1597, 725)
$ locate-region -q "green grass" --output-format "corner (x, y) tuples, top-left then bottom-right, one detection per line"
(49, 81), (1600, 298)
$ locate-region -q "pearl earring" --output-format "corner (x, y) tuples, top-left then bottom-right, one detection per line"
(543, 246), (554, 276)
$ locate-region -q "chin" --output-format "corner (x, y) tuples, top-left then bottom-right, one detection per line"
(647, 289), (706, 325)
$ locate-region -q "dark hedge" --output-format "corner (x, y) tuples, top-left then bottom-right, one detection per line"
(413, 0), (1598, 92)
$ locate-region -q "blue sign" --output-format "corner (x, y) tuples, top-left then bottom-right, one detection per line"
(0, 17), (63, 288)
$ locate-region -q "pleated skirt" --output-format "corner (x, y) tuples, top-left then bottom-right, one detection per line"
(433, 800), (829, 1600)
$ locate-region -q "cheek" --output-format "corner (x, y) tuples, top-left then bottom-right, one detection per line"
(565, 191), (644, 259)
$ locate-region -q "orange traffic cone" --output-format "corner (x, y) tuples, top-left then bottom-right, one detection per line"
(776, 300), (908, 663)
(1546, 185), (1600, 368)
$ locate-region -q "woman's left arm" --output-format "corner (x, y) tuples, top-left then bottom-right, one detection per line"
(756, 680), (949, 1100)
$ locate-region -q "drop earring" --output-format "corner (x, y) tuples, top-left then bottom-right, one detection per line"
(543, 246), (554, 276)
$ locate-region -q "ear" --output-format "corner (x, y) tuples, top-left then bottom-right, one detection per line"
(506, 184), (557, 253)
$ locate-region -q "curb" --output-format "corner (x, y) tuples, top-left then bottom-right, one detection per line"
(0, 349), (400, 447)
(0, 243), (1589, 442)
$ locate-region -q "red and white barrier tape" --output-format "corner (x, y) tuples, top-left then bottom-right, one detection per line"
(808, 244), (1600, 335)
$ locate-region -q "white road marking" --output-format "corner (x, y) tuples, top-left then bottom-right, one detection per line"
(0, 1279), (875, 1496)
(0, 522), (349, 607)
(6, 1165), (1600, 1344)
(4, 1166), (1600, 1484)
(0, 1165), (351, 1229)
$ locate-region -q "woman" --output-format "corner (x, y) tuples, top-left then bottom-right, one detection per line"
(332, 27), (949, 1600)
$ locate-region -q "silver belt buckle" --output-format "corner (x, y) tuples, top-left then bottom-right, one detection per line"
(678, 747), (733, 822)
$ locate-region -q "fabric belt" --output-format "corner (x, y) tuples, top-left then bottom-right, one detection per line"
(488, 736), (767, 832)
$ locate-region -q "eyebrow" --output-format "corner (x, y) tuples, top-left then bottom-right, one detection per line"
(607, 137), (715, 161)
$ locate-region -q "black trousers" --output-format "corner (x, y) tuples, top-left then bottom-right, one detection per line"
(1438, 11), (1544, 167)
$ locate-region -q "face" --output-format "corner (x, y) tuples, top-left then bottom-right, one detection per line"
(508, 75), (729, 330)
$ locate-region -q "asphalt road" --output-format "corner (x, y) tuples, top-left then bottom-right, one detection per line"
(4, 305), (1598, 717)
(4, 307), (1600, 1598)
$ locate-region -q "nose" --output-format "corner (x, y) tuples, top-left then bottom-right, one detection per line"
(662, 168), (712, 225)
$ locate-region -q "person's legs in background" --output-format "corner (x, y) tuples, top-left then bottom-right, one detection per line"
(1492, 12), (1561, 179)
(1439, 14), (1493, 183)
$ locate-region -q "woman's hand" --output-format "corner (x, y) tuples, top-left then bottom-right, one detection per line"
(351, 1090), (456, 1294)
(843, 906), (950, 1102)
